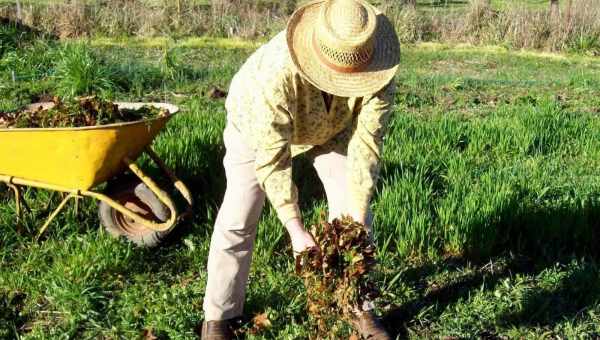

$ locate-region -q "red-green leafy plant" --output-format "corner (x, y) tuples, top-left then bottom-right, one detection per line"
(0, 96), (167, 129)
(296, 217), (379, 338)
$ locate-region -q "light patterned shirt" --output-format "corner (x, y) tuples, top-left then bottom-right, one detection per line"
(225, 31), (396, 225)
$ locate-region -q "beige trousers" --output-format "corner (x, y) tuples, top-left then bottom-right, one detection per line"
(203, 124), (368, 321)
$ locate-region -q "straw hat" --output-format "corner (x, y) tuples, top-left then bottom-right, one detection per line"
(287, 0), (400, 98)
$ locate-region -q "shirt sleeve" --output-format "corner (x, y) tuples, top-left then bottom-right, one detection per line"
(347, 81), (396, 222)
(253, 77), (301, 225)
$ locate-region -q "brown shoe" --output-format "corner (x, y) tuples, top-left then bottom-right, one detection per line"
(200, 320), (235, 340)
(353, 311), (391, 340)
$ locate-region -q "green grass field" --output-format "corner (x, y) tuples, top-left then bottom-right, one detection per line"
(1, 30), (600, 338)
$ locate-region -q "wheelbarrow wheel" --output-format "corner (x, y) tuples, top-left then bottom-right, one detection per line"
(98, 180), (172, 247)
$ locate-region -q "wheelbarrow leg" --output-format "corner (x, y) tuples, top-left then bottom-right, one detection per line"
(6, 183), (22, 224)
(73, 196), (80, 218)
(40, 191), (56, 216)
(20, 188), (32, 214)
(36, 194), (76, 240)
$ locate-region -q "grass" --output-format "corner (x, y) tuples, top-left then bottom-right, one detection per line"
(0, 0), (552, 8)
(1, 33), (600, 338)
(2, 0), (599, 54)
(416, 0), (555, 10)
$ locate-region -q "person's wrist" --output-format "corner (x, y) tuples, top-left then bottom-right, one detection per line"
(285, 218), (304, 232)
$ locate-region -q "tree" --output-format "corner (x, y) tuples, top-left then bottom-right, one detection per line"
(550, 0), (560, 18)
(15, 0), (21, 21)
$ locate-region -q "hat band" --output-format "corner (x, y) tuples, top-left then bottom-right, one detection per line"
(311, 33), (373, 74)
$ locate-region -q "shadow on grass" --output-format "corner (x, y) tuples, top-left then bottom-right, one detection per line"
(378, 160), (600, 337)
(0, 18), (52, 55)
(383, 255), (600, 339)
(0, 290), (27, 339)
(382, 254), (533, 338)
(161, 140), (227, 244)
(501, 261), (600, 329)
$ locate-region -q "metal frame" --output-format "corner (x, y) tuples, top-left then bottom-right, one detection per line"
(0, 146), (193, 239)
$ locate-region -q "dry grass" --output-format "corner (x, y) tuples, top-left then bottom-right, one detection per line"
(0, 0), (289, 39)
(1, 0), (599, 53)
(384, 0), (600, 53)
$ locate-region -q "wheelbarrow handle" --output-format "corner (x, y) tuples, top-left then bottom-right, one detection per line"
(87, 161), (178, 232)
(144, 146), (194, 216)
(88, 147), (193, 232)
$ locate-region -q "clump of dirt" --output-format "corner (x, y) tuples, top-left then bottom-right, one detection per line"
(0, 97), (168, 129)
(205, 86), (227, 100)
(296, 217), (379, 338)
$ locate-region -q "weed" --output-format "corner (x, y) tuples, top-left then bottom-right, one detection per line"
(297, 218), (378, 338)
(53, 42), (117, 98)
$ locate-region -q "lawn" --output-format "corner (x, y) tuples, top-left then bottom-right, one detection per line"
(1, 32), (600, 339)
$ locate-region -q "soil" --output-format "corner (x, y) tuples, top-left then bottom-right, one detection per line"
(0, 97), (168, 129)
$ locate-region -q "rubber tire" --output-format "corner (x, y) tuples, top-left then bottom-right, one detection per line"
(98, 181), (172, 247)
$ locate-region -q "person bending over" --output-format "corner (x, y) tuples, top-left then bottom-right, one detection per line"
(201, 0), (400, 338)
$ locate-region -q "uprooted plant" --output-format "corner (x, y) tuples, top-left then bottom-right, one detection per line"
(296, 217), (379, 339)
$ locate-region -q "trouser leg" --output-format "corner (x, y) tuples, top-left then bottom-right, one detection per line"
(312, 150), (373, 228)
(203, 125), (265, 321)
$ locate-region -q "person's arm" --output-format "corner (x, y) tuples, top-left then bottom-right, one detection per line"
(253, 85), (317, 254)
(347, 81), (396, 224)
(253, 83), (302, 226)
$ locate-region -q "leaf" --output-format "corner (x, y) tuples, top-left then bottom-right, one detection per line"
(249, 312), (272, 334)
(300, 217), (379, 337)
(7, 96), (164, 128)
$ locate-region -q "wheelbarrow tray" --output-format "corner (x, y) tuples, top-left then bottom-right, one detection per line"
(0, 102), (177, 191)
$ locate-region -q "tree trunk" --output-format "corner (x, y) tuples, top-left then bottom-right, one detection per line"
(15, 0), (22, 21)
(566, 0), (573, 19)
(550, 0), (560, 18)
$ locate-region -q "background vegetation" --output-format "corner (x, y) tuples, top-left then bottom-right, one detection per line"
(1, 0), (600, 339)
(0, 0), (599, 53)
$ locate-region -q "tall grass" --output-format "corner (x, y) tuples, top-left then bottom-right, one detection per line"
(53, 43), (116, 98)
(376, 97), (600, 260)
(0, 0), (599, 53)
(384, 0), (600, 53)
(0, 0), (288, 39)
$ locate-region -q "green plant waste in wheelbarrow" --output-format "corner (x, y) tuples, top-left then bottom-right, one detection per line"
(0, 102), (193, 247)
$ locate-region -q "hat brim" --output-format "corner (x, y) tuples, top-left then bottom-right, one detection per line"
(286, 0), (400, 98)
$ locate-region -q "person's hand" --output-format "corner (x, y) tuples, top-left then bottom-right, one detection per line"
(285, 218), (318, 256)
(349, 211), (374, 243)
(350, 214), (367, 225)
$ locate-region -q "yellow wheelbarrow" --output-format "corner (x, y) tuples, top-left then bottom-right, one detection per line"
(0, 102), (193, 247)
